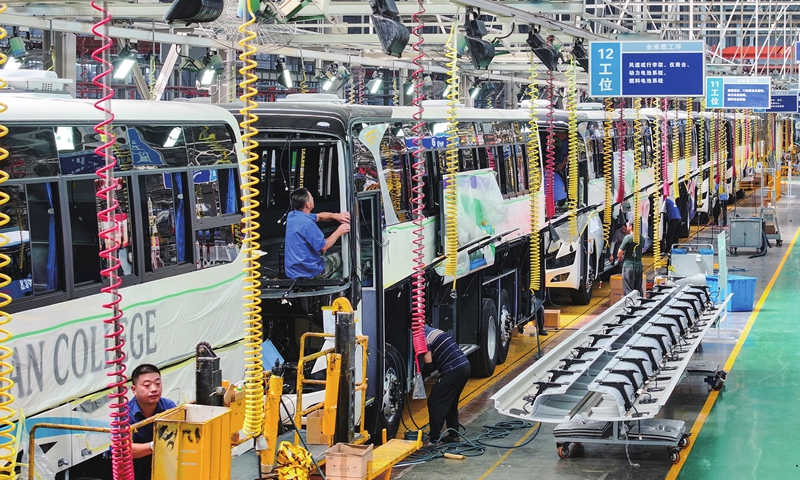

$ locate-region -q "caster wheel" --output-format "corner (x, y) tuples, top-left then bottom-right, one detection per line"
(557, 444), (571, 459)
(678, 434), (690, 449)
(669, 450), (680, 464)
(712, 379), (724, 391)
(572, 444), (585, 457)
(777, 240), (783, 247)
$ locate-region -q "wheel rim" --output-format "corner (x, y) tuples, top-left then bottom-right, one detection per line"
(382, 368), (400, 422)
(499, 306), (512, 345)
(487, 314), (497, 357)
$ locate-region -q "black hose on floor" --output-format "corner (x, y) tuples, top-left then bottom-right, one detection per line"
(395, 420), (542, 467)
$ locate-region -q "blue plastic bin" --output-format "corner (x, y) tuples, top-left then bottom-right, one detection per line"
(705, 275), (756, 312)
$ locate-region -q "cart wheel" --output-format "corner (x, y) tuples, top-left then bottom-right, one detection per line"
(557, 444), (571, 459)
(678, 434), (690, 449)
(777, 240), (783, 247)
(718, 370), (728, 380)
(669, 450), (680, 464)
(733, 247), (737, 254)
(712, 378), (724, 391)
(572, 444), (585, 457)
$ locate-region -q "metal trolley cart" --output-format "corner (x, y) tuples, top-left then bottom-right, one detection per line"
(760, 206), (782, 246)
(492, 286), (732, 464)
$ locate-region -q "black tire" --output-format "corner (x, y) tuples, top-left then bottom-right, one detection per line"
(497, 290), (512, 365)
(570, 251), (594, 305)
(376, 347), (404, 441)
(468, 298), (499, 377)
(678, 434), (690, 449)
(669, 449), (681, 464)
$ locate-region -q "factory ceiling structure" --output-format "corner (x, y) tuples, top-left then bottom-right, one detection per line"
(4, 0), (800, 86)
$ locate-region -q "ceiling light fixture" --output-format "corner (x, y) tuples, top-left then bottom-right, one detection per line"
(367, 71), (384, 94)
(112, 45), (137, 80)
(277, 57), (293, 89)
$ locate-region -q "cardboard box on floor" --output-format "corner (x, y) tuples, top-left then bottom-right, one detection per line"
(325, 443), (374, 480)
(306, 410), (330, 445)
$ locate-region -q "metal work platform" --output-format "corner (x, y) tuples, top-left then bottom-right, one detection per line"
(491, 285), (732, 463)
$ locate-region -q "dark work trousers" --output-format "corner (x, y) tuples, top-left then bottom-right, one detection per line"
(666, 218), (682, 253)
(427, 364), (471, 442)
(622, 264), (644, 298)
(712, 199), (728, 227)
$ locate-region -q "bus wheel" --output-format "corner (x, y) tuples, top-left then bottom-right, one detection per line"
(497, 290), (512, 364)
(469, 298), (499, 377)
(570, 252), (594, 305)
(378, 347), (404, 440)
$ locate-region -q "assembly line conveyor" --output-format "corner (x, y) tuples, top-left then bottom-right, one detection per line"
(491, 285), (732, 463)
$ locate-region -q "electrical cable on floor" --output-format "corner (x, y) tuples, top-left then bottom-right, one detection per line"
(395, 421), (541, 467)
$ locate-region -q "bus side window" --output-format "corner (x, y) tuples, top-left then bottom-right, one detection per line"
(139, 173), (191, 272)
(0, 183), (63, 299)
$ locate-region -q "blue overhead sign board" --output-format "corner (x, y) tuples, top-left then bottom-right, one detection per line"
(796, 41), (800, 63)
(589, 40), (705, 98)
(705, 76), (771, 109)
(765, 94), (798, 113)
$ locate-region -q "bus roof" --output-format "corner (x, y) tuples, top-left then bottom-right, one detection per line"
(222, 100), (574, 137)
(0, 94), (238, 125)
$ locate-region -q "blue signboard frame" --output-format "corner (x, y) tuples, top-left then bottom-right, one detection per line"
(589, 40), (705, 98)
(705, 76), (771, 109)
(765, 94), (798, 113)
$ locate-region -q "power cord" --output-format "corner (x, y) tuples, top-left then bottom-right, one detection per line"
(395, 420), (541, 467)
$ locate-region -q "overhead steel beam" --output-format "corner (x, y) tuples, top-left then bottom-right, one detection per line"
(287, 33), (530, 45)
(2, 13), (229, 49)
(6, 2), (171, 19)
(450, 0), (609, 41)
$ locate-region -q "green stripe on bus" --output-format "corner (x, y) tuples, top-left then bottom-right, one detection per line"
(13, 272), (245, 340)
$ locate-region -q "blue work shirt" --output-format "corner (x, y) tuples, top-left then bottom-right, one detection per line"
(127, 396), (177, 480)
(285, 210), (325, 279)
(128, 396), (178, 444)
(664, 198), (681, 221)
(552, 173), (567, 202)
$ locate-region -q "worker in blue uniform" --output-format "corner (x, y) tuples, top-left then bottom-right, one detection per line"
(421, 325), (471, 446)
(284, 187), (350, 279)
(664, 196), (682, 254)
(128, 364), (177, 480)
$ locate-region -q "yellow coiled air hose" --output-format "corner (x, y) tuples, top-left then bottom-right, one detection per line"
(238, 1), (265, 438)
(672, 99), (680, 198)
(0, 9), (17, 475)
(697, 99), (705, 209)
(651, 102), (662, 272)
(444, 24), (460, 281)
(683, 97), (692, 185)
(348, 75), (356, 104)
(392, 75), (399, 106)
(632, 97), (643, 246)
(735, 110), (742, 188)
(721, 111), (729, 190)
(299, 66), (309, 94)
(566, 57), (578, 239)
(527, 52), (542, 292)
(603, 98), (613, 257)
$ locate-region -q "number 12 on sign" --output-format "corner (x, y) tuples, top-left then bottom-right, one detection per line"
(590, 42), (621, 97)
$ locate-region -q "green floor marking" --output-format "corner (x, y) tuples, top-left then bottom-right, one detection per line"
(679, 242), (800, 479)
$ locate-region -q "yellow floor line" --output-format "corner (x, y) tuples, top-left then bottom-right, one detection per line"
(665, 224), (800, 480)
(476, 424), (541, 480)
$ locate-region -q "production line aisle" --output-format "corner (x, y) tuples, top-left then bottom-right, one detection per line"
(395, 191), (800, 480)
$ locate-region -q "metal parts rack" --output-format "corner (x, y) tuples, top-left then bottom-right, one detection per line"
(492, 285), (732, 463)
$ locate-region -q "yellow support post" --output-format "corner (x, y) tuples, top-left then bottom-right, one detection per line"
(259, 373), (283, 472)
(322, 353), (342, 439)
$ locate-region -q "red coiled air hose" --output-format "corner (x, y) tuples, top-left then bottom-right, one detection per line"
(91, 2), (134, 479)
(661, 98), (670, 197)
(409, 0), (428, 371)
(544, 66), (556, 219)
